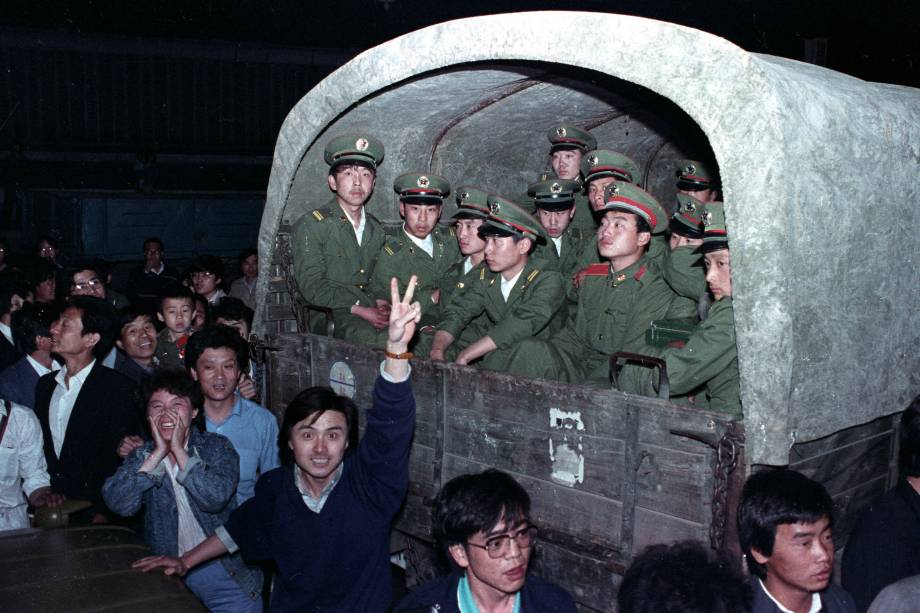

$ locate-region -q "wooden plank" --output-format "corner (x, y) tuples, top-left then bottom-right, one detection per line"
(633, 506), (708, 552)
(790, 414), (896, 462)
(532, 539), (620, 613)
(790, 433), (893, 497)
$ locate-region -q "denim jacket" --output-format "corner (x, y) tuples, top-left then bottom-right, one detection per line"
(102, 429), (263, 600)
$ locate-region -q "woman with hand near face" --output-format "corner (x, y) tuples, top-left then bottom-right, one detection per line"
(103, 370), (263, 612)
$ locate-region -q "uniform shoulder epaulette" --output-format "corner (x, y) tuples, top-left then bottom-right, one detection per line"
(634, 266), (647, 281)
(447, 226), (456, 237)
(383, 240), (402, 256)
(582, 263), (609, 277)
(479, 267), (487, 281)
(571, 227), (585, 241)
(311, 207), (332, 222)
(525, 269), (540, 284)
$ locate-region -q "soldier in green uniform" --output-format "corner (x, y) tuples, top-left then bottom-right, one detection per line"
(427, 195), (564, 371)
(289, 134), (389, 343)
(344, 172), (460, 348)
(506, 182), (688, 383)
(676, 158), (720, 203)
(545, 124), (597, 233)
(663, 193), (710, 310)
(414, 187), (492, 357)
(617, 201), (740, 416)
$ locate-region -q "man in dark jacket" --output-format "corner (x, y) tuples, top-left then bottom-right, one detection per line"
(738, 470), (857, 613)
(395, 469), (576, 613)
(842, 396), (920, 611)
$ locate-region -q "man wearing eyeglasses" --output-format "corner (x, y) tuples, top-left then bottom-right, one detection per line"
(395, 469), (576, 612)
(68, 260), (126, 367)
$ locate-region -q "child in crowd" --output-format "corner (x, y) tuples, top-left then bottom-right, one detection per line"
(191, 295), (208, 333)
(156, 285), (196, 369)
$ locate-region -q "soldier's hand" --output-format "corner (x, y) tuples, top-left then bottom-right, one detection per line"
(353, 305), (389, 329)
(572, 268), (589, 290)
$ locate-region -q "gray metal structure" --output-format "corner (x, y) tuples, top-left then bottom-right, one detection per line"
(255, 11), (920, 466)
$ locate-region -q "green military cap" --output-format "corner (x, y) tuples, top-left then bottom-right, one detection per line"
(675, 159), (719, 191)
(393, 172), (451, 205)
(482, 194), (544, 240)
(453, 186), (491, 220)
(670, 193), (706, 239)
(581, 149), (641, 184)
(546, 125), (597, 152)
(323, 134), (385, 171)
(698, 201), (729, 253)
(599, 181), (667, 234)
(527, 176), (580, 212)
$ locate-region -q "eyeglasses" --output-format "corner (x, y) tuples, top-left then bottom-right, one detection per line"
(466, 525), (536, 558)
(72, 278), (103, 291)
(191, 271), (215, 279)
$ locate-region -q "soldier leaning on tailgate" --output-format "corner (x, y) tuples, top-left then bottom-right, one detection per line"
(289, 135), (389, 342)
(505, 182), (687, 383)
(545, 124), (596, 232)
(617, 201), (741, 415)
(428, 195), (564, 371)
(341, 173), (460, 349)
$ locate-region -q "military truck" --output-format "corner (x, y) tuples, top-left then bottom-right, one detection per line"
(250, 12), (919, 611)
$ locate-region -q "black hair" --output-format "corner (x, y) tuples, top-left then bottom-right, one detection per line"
(117, 304), (155, 335)
(330, 160), (376, 176)
(31, 259), (58, 285)
(618, 541), (751, 613)
(209, 296), (254, 331)
(737, 469), (835, 579)
(899, 395), (920, 477)
(36, 234), (60, 250)
(143, 237), (164, 251)
(278, 386), (358, 466)
(157, 283), (196, 311)
(67, 258), (106, 287)
(635, 216), (652, 235)
(432, 470), (531, 560)
(189, 255), (225, 283)
(143, 368), (205, 432)
(237, 247), (257, 266)
(66, 295), (118, 359)
(184, 324), (249, 372)
(11, 302), (57, 355)
(0, 282), (31, 316)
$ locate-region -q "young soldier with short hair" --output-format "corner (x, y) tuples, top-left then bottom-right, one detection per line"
(429, 195), (564, 370)
(545, 124), (596, 232)
(290, 135), (389, 341)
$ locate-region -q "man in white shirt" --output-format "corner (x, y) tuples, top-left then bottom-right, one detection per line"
(34, 296), (143, 524)
(0, 303), (59, 410)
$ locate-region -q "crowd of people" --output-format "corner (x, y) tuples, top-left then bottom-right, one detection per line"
(0, 123), (917, 612)
(291, 127), (740, 415)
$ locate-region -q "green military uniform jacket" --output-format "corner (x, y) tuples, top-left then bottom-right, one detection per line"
(618, 298), (740, 416)
(438, 262), (564, 371)
(570, 192), (595, 232)
(369, 225), (461, 323)
(507, 256), (682, 382)
(545, 226), (591, 332)
(289, 198), (387, 335)
(414, 258), (490, 358)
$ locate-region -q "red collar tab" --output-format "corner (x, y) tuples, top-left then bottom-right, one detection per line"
(634, 266), (647, 281)
(583, 263), (609, 277)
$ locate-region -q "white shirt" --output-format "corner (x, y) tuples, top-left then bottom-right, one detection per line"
(49, 360), (96, 458)
(0, 322), (12, 346)
(165, 457), (208, 556)
(551, 236), (563, 256)
(0, 401), (52, 531)
(26, 355), (55, 378)
(759, 579), (822, 613)
(207, 289), (227, 306)
(403, 227), (434, 257)
(462, 256), (475, 275)
(500, 269), (524, 302)
(341, 205), (366, 246)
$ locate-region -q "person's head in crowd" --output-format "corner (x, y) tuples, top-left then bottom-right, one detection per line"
(595, 182), (665, 270)
(0, 236), (8, 271)
(51, 296), (118, 362)
(116, 305), (158, 367)
(278, 386), (359, 487)
(668, 193), (706, 250)
(37, 234), (61, 265)
(143, 369), (206, 444)
(157, 285), (196, 340)
(238, 248), (258, 282)
(675, 159), (720, 203)
(11, 301), (58, 359)
(527, 177), (580, 240)
(899, 395), (920, 478)
(210, 296), (254, 341)
(452, 187), (490, 262)
(581, 149), (642, 212)
(143, 237), (165, 272)
(394, 172), (450, 240)
(191, 295), (208, 332)
(433, 469), (535, 600)
(617, 541), (751, 613)
(184, 324), (248, 405)
(324, 134), (384, 211)
(546, 125), (596, 181)
(32, 260), (58, 303)
(189, 255), (224, 302)
(698, 201), (732, 301)
(738, 470), (835, 609)
(1, 281), (31, 326)
(68, 259), (108, 300)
